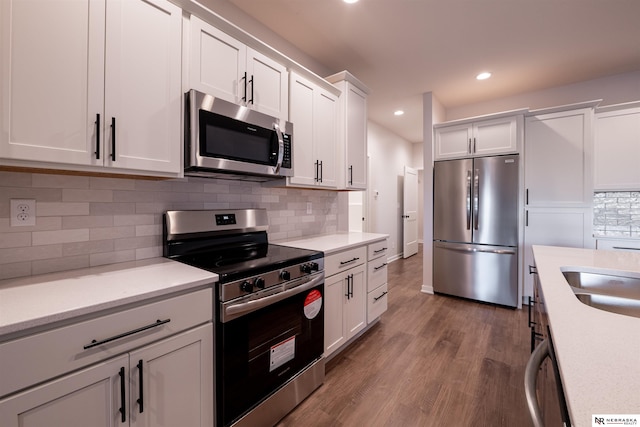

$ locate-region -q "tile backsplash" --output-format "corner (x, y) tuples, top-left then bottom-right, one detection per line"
(593, 191), (640, 237)
(0, 171), (338, 280)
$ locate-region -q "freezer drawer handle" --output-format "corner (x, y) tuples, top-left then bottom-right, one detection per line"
(436, 244), (516, 255)
(83, 319), (171, 350)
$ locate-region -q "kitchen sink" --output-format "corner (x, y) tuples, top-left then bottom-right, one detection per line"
(562, 270), (640, 300)
(562, 270), (640, 318)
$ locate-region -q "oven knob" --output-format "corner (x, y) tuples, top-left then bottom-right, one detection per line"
(280, 270), (291, 281)
(240, 280), (253, 293)
(301, 263), (312, 274)
(310, 262), (319, 271)
(254, 277), (265, 289)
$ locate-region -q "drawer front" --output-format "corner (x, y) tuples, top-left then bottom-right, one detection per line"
(368, 240), (388, 261)
(325, 246), (367, 277)
(596, 238), (640, 251)
(367, 259), (388, 292)
(367, 283), (388, 323)
(0, 288), (212, 398)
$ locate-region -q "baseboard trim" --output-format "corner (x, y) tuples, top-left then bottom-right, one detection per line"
(421, 284), (434, 294)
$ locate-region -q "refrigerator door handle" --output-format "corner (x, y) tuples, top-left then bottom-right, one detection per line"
(473, 169), (480, 230)
(434, 242), (516, 255)
(466, 170), (472, 230)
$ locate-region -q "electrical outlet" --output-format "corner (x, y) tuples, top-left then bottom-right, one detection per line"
(11, 199), (36, 227)
(306, 202), (312, 214)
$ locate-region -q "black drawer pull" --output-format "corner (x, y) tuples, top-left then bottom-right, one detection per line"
(528, 265), (538, 275)
(340, 257), (359, 266)
(373, 247), (387, 254)
(83, 319), (171, 350)
(137, 359), (144, 413)
(374, 291), (388, 302)
(119, 366), (126, 422)
(374, 263), (387, 271)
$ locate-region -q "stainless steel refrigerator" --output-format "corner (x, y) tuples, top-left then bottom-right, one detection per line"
(433, 154), (519, 307)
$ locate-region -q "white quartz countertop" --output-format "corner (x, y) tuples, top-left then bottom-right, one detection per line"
(0, 258), (218, 337)
(276, 232), (389, 254)
(532, 245), (640, 427)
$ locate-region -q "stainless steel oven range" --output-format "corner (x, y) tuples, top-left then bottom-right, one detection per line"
(163, 209), (325, 427)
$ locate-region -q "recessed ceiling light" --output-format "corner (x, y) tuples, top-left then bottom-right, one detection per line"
(394, 110), (404, 116)
(476, 72), (492, 80)
(344, 0), (359, 3)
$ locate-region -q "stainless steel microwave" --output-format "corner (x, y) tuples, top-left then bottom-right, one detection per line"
(184, 89), (293, 180)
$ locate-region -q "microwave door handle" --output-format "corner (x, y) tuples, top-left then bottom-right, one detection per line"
(273, 123), (285, 174)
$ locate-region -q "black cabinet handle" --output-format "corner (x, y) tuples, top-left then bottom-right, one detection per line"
(249, 75), (254, 104)
(95, 113), (101, 159)
(241, 72), (247, 102)
(319, 160), (323, 183)
(119, 367), (126, 422)
(373, 247), (387, 254)
(344, 274), (350, 299)
(349, 274), (354, 298)
(340, 257), (359, 266)
(83, 318), (171, 350)
(137, 359), (144, 413)
(473, 137), (477, 153)
(374, 263), (387, 271)
(528, 296), (536, 328)
(110, 117), (116, 161)
(529, 265), (538, 275)
(314, 160), (319, 182)
(374, 291), (388, 302)
(349, 165), (353, 185)
(526, 188), (529, 205)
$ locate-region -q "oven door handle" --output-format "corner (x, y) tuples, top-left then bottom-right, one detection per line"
(222, 272), (324, 322)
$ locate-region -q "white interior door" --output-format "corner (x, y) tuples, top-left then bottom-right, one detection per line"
(403, 166), (418, 258)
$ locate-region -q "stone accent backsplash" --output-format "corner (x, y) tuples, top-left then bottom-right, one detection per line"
(0, 171), (338, 280)
(593, 191), (640, 237)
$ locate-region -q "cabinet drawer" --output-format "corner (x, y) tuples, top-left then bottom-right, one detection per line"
(367, 258), (388, 292)
(367, 283), (388, 323)
(0, 288), (212, 398)
(596, 238), (640, 251)
(368, 240), (388, 261)
(325, 246), (366, 277)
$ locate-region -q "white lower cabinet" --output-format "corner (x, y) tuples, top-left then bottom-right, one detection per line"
(324, 246), (367, 357)
(366, 239), (388, 323)
(0, 290), (213, 427)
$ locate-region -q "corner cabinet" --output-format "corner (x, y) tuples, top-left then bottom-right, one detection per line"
(287, 71), (339, 189)
(593, 103), (640, 191)
(188, 15), (289, 121)
(326, 71), (370, 190)
(0, 0), (183, 177)
(434, 115), (521, 160)
(0, 289), (214, 427)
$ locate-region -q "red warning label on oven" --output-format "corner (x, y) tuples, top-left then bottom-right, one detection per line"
(303, 289), (322, 319)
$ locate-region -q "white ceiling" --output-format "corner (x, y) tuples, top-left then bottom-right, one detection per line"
(227, 0), (640, 143)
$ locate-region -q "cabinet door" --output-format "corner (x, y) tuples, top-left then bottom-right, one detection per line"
(523, 208), (589, 297)
(0, 0), (105, 165)
(0, 355), (127, 427)
(129, 324), (213, 427)
(189, 16), (245, 105)
(104, 0), (181, 175)
(314, 90), (339, 188)
(434, 124), (472, 160)
(324, 273), (346, 357)
(525, 109), (592, 207)
(246, 48), (288, 121)
(345, 264), (366, 339)
(345, 83), (368, 189)
(289, 73), (317, 186)
(473, 116), (519, 156)
(594, 108), (640, 190)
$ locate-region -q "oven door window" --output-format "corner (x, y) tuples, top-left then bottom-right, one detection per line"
(199, 109), (278, 166)
(218, 284), (324, 427)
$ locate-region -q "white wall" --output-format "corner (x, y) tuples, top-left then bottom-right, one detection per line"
(446, 70), (640, 120)
(367, 121), (414, 260)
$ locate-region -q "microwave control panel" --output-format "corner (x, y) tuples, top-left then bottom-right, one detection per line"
(282, 133), (292, 169)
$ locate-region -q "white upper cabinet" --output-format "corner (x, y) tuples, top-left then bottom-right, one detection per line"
(594, 104), (640, 191)
(288, 71), (338, 189)
(525, 107), (593, 207)
(326, 71), (370, 190)
(0, 0), (182, 177)
(189, 16), (288, 121)
(434, 115), (521, 160)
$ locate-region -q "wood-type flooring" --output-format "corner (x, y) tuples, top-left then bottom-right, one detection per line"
(276, 245), (532, 427)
